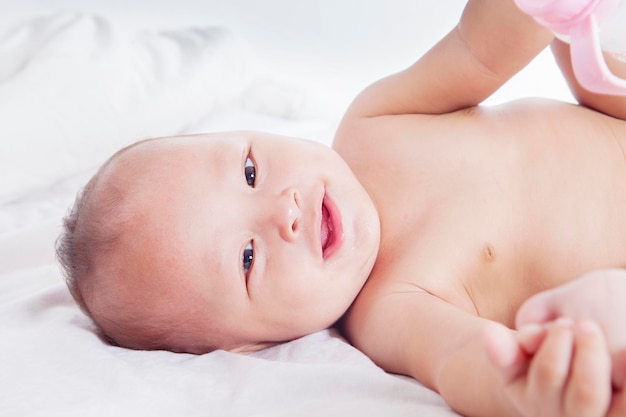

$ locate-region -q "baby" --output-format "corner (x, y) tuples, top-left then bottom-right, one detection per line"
(57, 1), (626, 416)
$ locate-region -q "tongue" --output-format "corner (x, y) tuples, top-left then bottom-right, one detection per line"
(321, 203), (330, 250)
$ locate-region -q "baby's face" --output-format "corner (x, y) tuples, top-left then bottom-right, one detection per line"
(101, 131), (380, 352)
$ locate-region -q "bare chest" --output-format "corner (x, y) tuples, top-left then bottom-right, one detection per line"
(355, 104), (626, 326)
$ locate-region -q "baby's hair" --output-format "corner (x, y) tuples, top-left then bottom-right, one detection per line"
(57, 136), (223, 354)
(56, 149), (129, 319)
(56, 138), (171, 350)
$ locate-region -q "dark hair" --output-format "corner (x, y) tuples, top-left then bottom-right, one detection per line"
(55, 138), (216, 353)
(56, 163), (126, 317)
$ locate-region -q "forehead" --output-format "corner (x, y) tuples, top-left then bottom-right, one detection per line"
(121, 134), (235, 171)
(102, 134), (245, 212)
(101, 133), (249, 313)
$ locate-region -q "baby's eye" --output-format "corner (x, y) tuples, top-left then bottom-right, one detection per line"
(245, 156), (256, 187)
(243, 241), (254, 277)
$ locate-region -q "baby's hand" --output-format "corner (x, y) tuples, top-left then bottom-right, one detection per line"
(483, 320), (612, 417)
(516, 269), (626, 388)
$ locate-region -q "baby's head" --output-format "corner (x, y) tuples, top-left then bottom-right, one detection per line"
(56, 131), (380, 354)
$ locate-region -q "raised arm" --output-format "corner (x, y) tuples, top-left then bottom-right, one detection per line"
(551, 39), (626, 120)
(342, 0), (553, 119)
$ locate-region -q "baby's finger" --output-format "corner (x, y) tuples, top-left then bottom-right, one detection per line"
(516, 323), (547, 355)
(526, 321), (574, 414)
(611, 342), (626, 390)
(515, 289), (560, 328)
(483, 322), (529, 382)
(564, 321), (611, 417)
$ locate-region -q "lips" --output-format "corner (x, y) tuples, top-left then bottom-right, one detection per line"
(320, 194), (343, 259)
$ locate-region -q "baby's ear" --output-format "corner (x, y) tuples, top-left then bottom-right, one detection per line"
(229, 341), (278, 354)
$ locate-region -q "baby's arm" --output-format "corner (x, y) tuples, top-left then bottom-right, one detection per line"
(551, 40), (626, 120)
(342, 0), (553, 119)
(345, 289), (552, 417)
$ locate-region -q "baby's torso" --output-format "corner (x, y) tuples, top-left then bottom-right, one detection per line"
(335, 98), (626, 327)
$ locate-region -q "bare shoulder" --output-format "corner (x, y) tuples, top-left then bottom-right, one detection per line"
(334, 97), (626, 158)
(340, 279), (445, 389)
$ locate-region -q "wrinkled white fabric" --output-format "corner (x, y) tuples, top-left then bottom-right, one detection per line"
(0, 12), (255, 205)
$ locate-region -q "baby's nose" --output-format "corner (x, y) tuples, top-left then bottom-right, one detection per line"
(273, 188), (301, 242)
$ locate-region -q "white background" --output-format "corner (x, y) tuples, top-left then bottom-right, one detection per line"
(0, 0), (573, 110)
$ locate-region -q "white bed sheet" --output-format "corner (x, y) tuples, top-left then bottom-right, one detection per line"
(0, 2), (575, 416)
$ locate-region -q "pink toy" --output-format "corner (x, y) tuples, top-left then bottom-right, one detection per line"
(515, 0), (626, 95)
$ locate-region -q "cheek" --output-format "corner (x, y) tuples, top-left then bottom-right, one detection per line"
(264, 260), (327, 305)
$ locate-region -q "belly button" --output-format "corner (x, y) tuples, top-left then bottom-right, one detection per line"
(483, 243), (496, 262)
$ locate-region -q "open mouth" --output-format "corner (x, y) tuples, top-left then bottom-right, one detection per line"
(320, 194), (343, 259)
